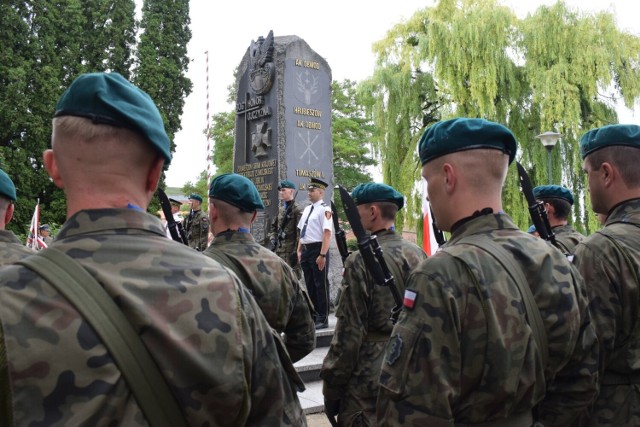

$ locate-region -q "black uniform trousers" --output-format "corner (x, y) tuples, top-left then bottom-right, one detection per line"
(300, 242), (329, 323)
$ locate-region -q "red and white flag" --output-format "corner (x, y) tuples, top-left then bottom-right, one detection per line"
(25, 200), (47, 251)
(422, 179), (439, 256)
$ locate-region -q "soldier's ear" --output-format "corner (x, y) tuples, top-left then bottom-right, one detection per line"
(43, 149), (64, 189)
(4, 203), (14, 225)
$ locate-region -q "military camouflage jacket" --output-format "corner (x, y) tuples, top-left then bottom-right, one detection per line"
(0, 209), (306, 426)
(0, 230), (33, 265)
(378, 213), (598, 426)
(205, 230), (316, 363)
(552, 224), (584, 254)
(320, 231), (426, 414)
(183, 209), (209, 251)
(268, 201), (303, 267)
(573, 198), (640, 426)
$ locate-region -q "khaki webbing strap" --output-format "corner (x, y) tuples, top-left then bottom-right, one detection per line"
(454, 236), (549, 369)
(17, 249), (186, 427)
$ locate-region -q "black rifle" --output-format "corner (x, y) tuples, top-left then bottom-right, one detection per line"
(516, 162), (558, 247)
(338, 185), (403, 324)
(331, 201), (350, 263)
(157, 188), (188, 245)
(430, 206), (447, 246)
(268, 191), (297, 252)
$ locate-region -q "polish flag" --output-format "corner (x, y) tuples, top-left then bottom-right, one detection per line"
(422, 179), (439, 256)
(25, 200), (47, 251)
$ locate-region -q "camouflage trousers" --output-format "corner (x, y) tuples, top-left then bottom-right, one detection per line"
(587, 383), (640, 426)
(337, 390), (376, 427)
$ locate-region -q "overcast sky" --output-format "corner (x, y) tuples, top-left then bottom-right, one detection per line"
(164, 0), (640, 187)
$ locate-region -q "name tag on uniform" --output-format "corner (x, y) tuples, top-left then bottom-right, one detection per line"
(403, 289), (417, 309)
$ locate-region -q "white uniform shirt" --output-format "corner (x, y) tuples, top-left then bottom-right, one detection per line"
(165, 213), (182, 239)
(297, 200), (333, 244)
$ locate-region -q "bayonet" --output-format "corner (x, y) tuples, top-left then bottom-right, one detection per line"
(516, 162), (558, 247)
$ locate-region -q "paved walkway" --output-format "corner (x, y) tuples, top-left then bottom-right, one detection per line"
(306, 412), (331, 426)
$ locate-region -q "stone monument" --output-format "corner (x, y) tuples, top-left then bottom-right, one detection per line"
(233, 30), (333, 243)
(234, 31), (342, 304)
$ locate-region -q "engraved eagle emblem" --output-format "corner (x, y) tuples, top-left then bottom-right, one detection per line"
(249, 30), (275, 95)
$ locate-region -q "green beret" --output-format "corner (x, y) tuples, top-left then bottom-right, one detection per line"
(188, 193), (203, 202)
(308, 177), (328, 189)
(209, 173), (265, 212)
(533, 185), (574, 205)
(352, 183), (404, 210)
(278, 179), (295, 190)
(54, 72), (171, 165)
(419, 118), (517, 165)
(579, 124), (640, 159)
(0, 169), (16, 201)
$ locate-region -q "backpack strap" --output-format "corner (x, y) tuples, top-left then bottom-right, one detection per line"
(444, 235), (549, 368)
(16, 249), (187, 427)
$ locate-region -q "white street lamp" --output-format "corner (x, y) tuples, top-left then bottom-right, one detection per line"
(535, 131), (561, 184)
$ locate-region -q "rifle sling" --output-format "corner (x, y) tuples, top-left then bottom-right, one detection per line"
(16, 249), (186, 427)
(443, 236), (549, 369)
(381, 250), (405, 300)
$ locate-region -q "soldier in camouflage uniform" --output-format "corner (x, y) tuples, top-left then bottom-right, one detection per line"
(267, 179), (303, 270)
(573, 124), (640, 426)
(183, 193), (209, 251)
(204, 173), (316, 363)
(377, 118), (599, 426)
(533, 184), (584, 253)
(320, 182), (427, 426)
(0, 72), (306, 426)
(0, 168), (34, 264)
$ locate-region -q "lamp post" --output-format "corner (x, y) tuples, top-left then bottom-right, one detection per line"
(536, 131), (561, 184)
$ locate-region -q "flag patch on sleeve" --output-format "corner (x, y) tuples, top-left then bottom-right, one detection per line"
(403, 289), (417, 309)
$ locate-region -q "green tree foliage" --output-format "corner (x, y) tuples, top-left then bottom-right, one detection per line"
(1, 0), (191, 237)
(135, 0), (192, 215)
(331, 80), (376, 189)
(0, 0), (90, 234)
(81, 0), (137, 76)
(209, 111), (235, 175)
(366, 0), (640, 235)
(134, 0), (192, 151)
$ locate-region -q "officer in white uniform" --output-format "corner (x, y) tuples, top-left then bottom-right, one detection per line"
(297, 177), (333, 329)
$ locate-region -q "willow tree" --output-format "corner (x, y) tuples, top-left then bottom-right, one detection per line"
(364, 0), (640, 234)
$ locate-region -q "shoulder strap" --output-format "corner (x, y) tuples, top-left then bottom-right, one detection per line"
(16, 249), (187, 427)
(446, 235), (549, 368)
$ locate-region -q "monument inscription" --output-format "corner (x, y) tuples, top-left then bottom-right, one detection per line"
(234, 32), (332, 243)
